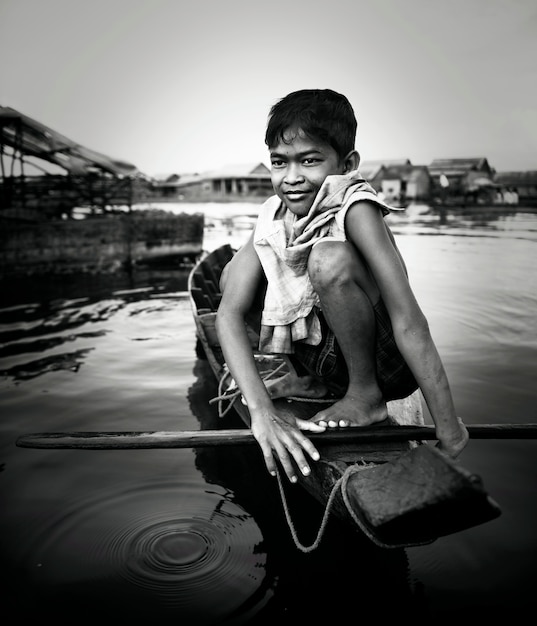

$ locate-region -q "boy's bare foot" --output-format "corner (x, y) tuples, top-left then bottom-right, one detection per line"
(312, 391), (388, 428)
(265, 372), (328, 400)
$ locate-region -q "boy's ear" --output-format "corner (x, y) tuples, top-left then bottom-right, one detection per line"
(342, 150), (360, 173)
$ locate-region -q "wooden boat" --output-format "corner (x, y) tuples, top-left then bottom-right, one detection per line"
(188, 243), (502, 549)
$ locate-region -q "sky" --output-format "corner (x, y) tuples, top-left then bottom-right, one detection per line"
(0, 0), (535, 178)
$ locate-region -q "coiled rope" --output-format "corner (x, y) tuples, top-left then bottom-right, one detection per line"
(209, 356), (334, 418)
(208, 359), (288, 417)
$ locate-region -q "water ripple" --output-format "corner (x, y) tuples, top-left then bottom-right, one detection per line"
(27, 479), (272, 622)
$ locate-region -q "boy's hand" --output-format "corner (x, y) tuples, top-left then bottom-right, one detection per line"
(250, 409), (326, 483)
(435, 417), (469, 458)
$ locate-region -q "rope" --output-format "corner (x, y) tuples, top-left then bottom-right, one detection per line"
(209, 368), (243, 417)
(339, 463), (404, 548)
(209, 357), (336, 418)
(275, 462), (372, 553)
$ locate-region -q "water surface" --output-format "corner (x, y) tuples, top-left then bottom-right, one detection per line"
(1, 202), (536, 623)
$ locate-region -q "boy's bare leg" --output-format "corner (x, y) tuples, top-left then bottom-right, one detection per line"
(307, 241), (388, 427)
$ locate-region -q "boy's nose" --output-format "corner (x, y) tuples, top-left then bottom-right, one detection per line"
(284, 163), (305, 184)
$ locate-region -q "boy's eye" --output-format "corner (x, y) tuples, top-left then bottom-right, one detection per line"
(303, 158), (320, 165)
(271, 159), (285, 168)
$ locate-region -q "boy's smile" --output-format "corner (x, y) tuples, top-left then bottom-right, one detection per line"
(269, 127), (352, 217)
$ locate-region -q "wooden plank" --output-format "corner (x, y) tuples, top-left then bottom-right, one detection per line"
(192, 272), (216, 309)
(191, 286), (212, 313)
(200, 260), (221, 293)
(15, 424), (537, 449)
(198, 312), (220, 347)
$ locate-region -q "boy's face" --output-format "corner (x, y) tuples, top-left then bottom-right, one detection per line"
(269, 127), (346, 217)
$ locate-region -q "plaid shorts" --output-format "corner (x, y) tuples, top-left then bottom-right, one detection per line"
(290, 300), (418, 401)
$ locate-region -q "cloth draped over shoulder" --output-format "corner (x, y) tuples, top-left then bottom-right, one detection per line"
(253, 170), (404, 354)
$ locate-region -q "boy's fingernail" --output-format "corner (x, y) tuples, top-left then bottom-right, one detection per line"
(302, 466), (310, 476)
(270, 471), (276, 477)
(312, 452), (320, 461)
(290, 476), (297, 483)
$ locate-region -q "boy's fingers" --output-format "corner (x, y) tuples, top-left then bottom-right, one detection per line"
(296, 417), (326, 432)
(258, 420), (321, 483)
(298, 438), (320, 464)
(287, 436), (322, 480)
(259, 443), (277, 477)
(260, 437), (299, 483)
(274, 436), (316, 482)
(273, 443), (299, 483)
(292, 420), (322, 463)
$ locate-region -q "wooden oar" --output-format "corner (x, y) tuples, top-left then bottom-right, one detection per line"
(15, 424), (537, 450)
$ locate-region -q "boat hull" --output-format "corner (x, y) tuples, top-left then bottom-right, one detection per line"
(188, 244), (501, 548)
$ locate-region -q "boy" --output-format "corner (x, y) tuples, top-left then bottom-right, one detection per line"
(216, 89), (468, 484)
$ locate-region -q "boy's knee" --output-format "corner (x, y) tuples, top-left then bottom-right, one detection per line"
(308, 243), (354, 290)
(308, 242), (378, 302)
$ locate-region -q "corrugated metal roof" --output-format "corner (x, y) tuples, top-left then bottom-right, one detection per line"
(494, 170), (537, 184)
(428, 158), (491, 175)
(361, 158), (412, 168)
(382, 164), (414, 179)
(359, 159), (412, 181)
(0, 106), (139, 177)
(203, 162), (270, 179)
(359, 165), (384, 179)
(153, 162), (271, 188)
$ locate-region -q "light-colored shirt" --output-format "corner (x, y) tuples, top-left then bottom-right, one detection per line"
(253, 170), (403, 353)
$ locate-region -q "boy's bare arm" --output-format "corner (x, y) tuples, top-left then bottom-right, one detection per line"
(216, 236), (271, 411)
(215, 235), (325, 482)
(345, 202), (469, 457)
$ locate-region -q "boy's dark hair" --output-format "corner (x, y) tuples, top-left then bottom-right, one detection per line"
(265, 89), (357, 160)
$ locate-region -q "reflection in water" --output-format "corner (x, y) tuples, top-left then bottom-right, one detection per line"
(0, 265), (191, 309)
(0, 269), (191, 382)
(0, 330), (106, 359)
(17, 480), (271, 624)
(386, 204), (537, 241)
(4, 347), (93, 380)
